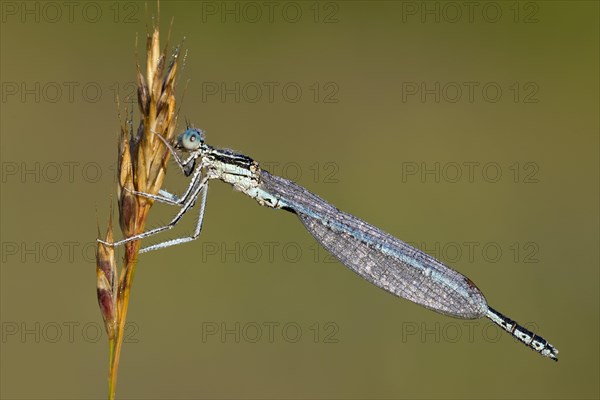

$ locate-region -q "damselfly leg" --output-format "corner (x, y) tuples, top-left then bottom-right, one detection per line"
(123, 164), (203, 207)
(152, 129), (197, 175)
(98, 130), (207, 249)
(123, 188), (181, 206)
(139, 184), (208, 253)
(98, 175), (209, 248)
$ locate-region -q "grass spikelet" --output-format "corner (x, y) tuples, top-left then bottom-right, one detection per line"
(96, 205), (117, 340)
(97, 22), (180, 400)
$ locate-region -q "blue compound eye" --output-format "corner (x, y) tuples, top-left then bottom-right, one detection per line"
(178, 128), (204, 151)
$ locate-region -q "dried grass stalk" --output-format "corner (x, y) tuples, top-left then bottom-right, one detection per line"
(96, 25), (180, 400)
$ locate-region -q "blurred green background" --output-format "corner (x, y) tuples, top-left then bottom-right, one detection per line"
(1, 1), (598, 399)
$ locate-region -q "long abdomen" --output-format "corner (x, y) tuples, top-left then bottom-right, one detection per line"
(258, 170), (559, 360)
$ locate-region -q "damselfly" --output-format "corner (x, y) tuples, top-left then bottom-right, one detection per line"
(99, 127), (559, 361)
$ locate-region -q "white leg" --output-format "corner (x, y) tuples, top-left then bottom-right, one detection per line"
(124, 165), (204, 207)
(125, 188), (181, 206)
(152, 129), (197, 175)
(140, 183), (209, 253)
(158, 189), (179, 202)
(98, 176), (209, 247)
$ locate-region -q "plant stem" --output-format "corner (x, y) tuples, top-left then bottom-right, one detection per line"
(108, 238), (142, 400)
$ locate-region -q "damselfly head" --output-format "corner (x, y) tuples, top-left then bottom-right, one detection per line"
(176, 128), (205, 151)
